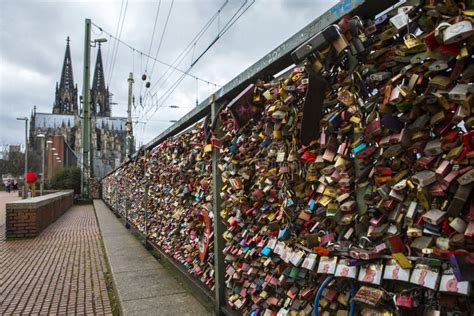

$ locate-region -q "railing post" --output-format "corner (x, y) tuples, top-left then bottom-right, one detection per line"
(125, 177), (130, 229)
(115, 184), (119, 217)
(211, 96), (226, 315)
(144, 180), (152, 250)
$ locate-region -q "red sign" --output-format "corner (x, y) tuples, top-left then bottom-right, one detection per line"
(197, 209), (212, 263)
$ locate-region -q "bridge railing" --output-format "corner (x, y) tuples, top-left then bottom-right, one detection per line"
(101, 1), (404, 314)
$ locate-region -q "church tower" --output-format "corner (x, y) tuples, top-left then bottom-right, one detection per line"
(53, 37), (78, 115)
(91, 44), (111, 117)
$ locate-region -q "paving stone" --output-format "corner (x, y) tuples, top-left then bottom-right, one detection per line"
(0, 192), (112, 315)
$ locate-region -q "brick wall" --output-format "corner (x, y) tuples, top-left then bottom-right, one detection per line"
(6, 191), (73, 239)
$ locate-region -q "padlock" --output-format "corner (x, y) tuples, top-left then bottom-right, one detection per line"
(442, 21), (474, 45)
(395, 294), (414, 309)
(99, 5), (474, 314)
(404, 34), (424, 50)
(439, 268), (471, 295)
(409, 264), (440, 290)
(383, 259), (411, 282)
(352, 286), (384, 307)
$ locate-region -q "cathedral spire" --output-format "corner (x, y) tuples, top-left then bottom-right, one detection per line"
(92, 44), (106, 92)
(53, 37), (78, 115)
(91, 44), (111, 117)
(60, 36), (74, 90)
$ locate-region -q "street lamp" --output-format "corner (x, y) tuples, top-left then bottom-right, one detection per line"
(92, 38), (107, 45)
(36, 134), (45, 196)
(47, 139), (53, 184)
(16, 117), (28, 198)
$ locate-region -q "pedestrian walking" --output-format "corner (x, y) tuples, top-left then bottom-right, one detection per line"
(6, 179), (12, 193)
(25, 170), (38, 197)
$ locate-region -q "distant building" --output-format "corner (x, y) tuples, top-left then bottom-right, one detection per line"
(0, 145), (8, 160)
(9, 145), (22, 153)
(30, 37), (129, 179)
(0, 144), (23, 160)
(46, 135), (78, 180)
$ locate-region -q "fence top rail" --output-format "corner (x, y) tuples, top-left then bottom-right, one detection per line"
(6, 190), (74, 209)
(102, 0), (401, 180)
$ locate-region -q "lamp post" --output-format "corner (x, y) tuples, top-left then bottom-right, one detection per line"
(82, 17), (107, 199)
(46, 139), (53, 182)
(16, 117), (28, 198)
(51, 146), (56, 178)
(36, 134), (45, 196)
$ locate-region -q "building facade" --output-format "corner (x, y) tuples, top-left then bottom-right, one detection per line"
(30, 37), (128, 179)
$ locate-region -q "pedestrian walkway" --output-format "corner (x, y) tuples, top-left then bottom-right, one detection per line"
(0, 195), (112, 315)
(93, 200), (210, 316)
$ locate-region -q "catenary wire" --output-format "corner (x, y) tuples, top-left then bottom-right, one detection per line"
(145, 0), (162, 72)
(107, 0), (129, 87)
(142, 0), (229, 104)
(140, 0), (162, 94)
(141, 0), (255, 121)
(148, 0), (175, 81)
(91, 22), (221, 87)
(106, 0), (125, 83)
(145, 0), (253, 112)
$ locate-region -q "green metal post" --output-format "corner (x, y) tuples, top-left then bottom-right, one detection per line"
(144, 181), (152, 249)
(82, 18), (91, 199)
(211, 96), (225, 315)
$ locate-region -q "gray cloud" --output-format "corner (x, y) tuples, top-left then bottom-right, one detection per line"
(0, 0), (337, 147)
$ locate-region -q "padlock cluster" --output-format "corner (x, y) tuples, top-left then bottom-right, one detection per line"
(102, 163), (135, 219)
(102, 123), (215, 290)
(146, 125), (215, 289)
(216, 2), (474, 315)
(102, 1), (474, 315)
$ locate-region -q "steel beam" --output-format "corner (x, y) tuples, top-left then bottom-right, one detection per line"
(82, 18), (91, 198)
(211, 97), (226, 315)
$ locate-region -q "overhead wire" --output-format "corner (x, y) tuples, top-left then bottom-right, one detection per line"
(140, 0), (162, 94)
(142, 0), (229, 105)
(190, 0), (251, 68)
(91, 22), (221, 87)
(107, 0), (129, 87)
(142, 0), (175, 103)
(148, 0), (253, 108)
(149, 0), (174, 79)
(106, 0), (125, 83)
(145, 0), (162, 72)
(142, 0), (255, 121)
(96, 0), (253, 137)
(139, 0), (235, 120)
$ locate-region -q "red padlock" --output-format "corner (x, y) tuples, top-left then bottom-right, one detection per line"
(462, 130), (474, 151)
(395, 294), (414, 309)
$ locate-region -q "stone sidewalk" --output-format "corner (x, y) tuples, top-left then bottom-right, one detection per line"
(93, 200), (210, 316)
(0, 194), (113, 315)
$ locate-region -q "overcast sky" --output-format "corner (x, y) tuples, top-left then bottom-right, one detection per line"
(0, 0), (338, 148)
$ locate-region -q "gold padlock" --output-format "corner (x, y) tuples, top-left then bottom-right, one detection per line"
(403, 34), (424, 50)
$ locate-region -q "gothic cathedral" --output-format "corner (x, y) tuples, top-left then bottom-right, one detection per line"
(30, 37), (128, 179)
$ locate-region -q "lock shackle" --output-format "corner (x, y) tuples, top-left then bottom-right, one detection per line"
(358, 236), (373, 248)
